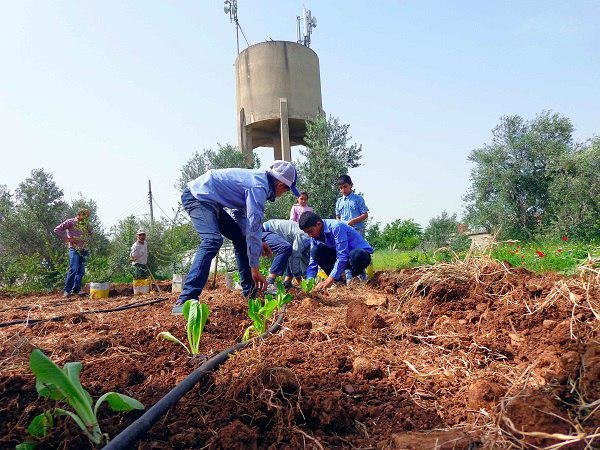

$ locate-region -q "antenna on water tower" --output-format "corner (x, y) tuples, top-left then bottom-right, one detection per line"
(224, 0), (250, 54)
(297, 7), (317, 47)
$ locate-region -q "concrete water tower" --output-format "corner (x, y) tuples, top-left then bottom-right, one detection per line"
(235, 40), (323, 164)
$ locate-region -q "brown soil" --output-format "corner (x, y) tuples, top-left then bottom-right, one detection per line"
(1, 260), (599, 449)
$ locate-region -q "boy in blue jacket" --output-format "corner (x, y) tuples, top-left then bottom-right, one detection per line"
(299, 211), (373, 291)
(173, 161), (299, 314)
(335, 174), (369, 236)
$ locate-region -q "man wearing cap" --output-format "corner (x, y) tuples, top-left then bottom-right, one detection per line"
(130, 229), (149, 279)
(172, 160), (300, 314)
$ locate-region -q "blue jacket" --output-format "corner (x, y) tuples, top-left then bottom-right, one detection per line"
(335, 192), (369, 232)
(188, 168), (275, 267)
(306, 219), (373, 280)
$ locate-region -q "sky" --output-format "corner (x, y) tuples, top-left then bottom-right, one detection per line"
(1, 1), (599, 231)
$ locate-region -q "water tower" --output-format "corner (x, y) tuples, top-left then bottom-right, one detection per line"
(235, 41), (323, 164)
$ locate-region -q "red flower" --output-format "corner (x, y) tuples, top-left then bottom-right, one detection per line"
(562, 235), (568, 242)
(509, 242), (514, 246)
(536, 250), (545, 258)
(557, 248), (563, 253)
(521, 255), (525, 259)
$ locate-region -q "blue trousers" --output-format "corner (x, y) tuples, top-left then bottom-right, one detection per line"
(64, 248), (88, 294)
(311, 245), (371, 280)
(262, 231), (292, 277)
(178, 189), (254, 303)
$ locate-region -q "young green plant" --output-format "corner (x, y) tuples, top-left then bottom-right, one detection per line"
(17, 349), (144, 449)
(158, 299), (210, 355)
(242, 283), (292, 341)
(300, 277), (316, 294)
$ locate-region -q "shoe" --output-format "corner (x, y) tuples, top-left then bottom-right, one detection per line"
(359, 271), (368, 282)
(283, 280), (292, 291)
(171, 302), (184, 315)
(265, 281), (277, 295)
(63, 291), (71, 298)
(73, 291), (87, 297)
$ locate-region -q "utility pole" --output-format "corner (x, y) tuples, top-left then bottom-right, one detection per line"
(148, 179), (154, 226)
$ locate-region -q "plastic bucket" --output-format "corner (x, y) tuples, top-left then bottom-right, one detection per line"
(90, 282), (110, 299)
(172, 274), (183, 293)
(133, 278), (151, 295)
(366, 262), (374, 280)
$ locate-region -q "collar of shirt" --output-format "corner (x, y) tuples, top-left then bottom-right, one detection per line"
(266, 173), (276, 202)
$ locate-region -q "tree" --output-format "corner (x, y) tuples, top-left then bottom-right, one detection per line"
(378, 219), (422, 251)
(548, 137), (600, 240)
(0, 169), (108, 290)
(422, 211), (470, 251)
(464, 112), (574, 239)
(297, 114), (363, 218)
(176, 144), (260, 192)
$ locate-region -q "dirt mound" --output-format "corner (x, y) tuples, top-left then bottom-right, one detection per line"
(1, 264), (598, 449)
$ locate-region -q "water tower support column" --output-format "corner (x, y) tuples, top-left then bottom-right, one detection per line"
(280, 98), (291, 162)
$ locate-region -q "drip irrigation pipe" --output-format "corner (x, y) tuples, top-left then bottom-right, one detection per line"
(0, 297), (168, 328)
(103, 308), (287, 450)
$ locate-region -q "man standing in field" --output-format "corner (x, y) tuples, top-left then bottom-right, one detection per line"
(54, 208), (92, 297)
(172, 161), (300, 314)
(130, 229), (149, 279)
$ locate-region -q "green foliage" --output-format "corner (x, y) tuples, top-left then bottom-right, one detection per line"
(242, 284), (292, 341)
(422, 211), (471, 252)
(377, 219), (422, 251)
(158, 300), (210, 355)
(490, 240), (596, 275)
(0, 169), (108, 291)
(300, 277), (316, 294)
(298, 114), (363, 218)
(464, 111), (599, 240)
(176, 143), (260, 192)
(547, 137), (600, 241)
(19, 349), (144, 448)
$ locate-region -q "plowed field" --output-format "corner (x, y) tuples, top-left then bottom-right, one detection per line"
(1, 258), (599, 449)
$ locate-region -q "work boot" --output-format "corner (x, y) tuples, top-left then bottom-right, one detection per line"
(171, 301), (185, 315)
(63, 291), (71, 298)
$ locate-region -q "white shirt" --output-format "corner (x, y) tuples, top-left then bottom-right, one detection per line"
(130, 240), (148, 265)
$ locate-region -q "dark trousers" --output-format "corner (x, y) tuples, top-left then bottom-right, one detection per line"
(64, 248), (88, 293)
(178, 189), (254, 303)
(311, 245), (372, 280)
(261, 231), (292, 277)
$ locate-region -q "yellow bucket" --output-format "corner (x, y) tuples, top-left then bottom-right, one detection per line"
(317, 269), (327, 281)
(133, 278), (151, 295)
(89, 282), (109, 299)
(366, 262), (374, 279)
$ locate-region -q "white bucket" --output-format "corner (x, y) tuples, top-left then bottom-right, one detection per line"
(132, 278), (151, 295)
(89, 282), (110, 299)
(225, 272), (234, 290)
(172, 274), (183, 293)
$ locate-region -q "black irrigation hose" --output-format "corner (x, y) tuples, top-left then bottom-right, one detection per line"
(103, 308), (287, 450)
(0, 297), (168, 328)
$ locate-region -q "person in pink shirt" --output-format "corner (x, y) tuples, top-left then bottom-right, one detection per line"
(289, 191), (313, 222)
(54, 209), (92, 297)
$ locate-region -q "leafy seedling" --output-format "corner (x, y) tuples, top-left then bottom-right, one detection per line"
(158, 299), (210, 355)
(242, 284), (292, 341)
(17, 349), (144, 449)
(300, 278), (316, 294)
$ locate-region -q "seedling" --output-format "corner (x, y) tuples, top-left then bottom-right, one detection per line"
(242, 284), (292, 341)
(158, 299), (210, 355)
(17, 349), (144, 449)
(300, 278), (316, 294)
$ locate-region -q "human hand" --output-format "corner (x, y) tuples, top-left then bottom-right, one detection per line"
(251, 267), (267, 292)
(261, 242), (273, 257)
(314, 276), (334, 292)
